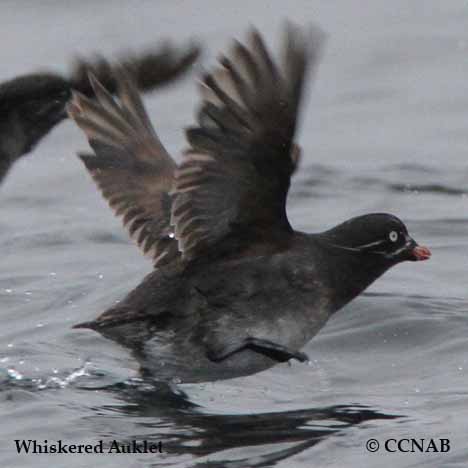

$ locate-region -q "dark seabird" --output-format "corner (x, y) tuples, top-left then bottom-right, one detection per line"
(0, 42), (199, 183)
(68, 24), (431, 383)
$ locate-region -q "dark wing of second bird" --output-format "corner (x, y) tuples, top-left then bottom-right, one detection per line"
(69, 42), (200, 98)
(68, 24), (323, 270)
(0, 41), (199, 184)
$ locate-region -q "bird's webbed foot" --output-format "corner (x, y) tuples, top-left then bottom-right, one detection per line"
(207, 336), (309, 363)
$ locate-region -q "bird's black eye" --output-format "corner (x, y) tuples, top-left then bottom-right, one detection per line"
(389, 231), (398, 242)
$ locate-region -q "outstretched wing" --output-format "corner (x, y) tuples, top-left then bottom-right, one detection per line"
(67, 70), (179, 266)
(171, 23), (323, 260)
(69, 42), (200, 97)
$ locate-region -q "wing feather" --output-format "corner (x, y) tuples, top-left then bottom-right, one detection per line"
(171, 24), (324, 260)
(68, 69), (180, 266)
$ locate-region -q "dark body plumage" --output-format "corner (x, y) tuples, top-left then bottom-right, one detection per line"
(0, 42), (199, 183)
(69, 24), (430, 383)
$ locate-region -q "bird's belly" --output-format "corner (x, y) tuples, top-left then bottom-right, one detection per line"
(141, 341), (277, 383)
(140, 302), (331, 383)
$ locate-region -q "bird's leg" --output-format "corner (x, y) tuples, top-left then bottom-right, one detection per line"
(207, 336), (309, 363)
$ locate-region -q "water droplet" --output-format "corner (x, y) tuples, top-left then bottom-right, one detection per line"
(7, 368), (23, 380)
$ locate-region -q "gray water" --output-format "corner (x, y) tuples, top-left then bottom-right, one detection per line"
(1, 1), (467, 467)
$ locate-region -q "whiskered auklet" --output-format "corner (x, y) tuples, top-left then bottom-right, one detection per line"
(68, 24), (431, 383)
(0, 42), (199, 183)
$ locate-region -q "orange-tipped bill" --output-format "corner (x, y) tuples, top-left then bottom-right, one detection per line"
(412, 245), (431, 261)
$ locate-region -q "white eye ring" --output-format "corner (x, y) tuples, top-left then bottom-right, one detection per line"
(389, 231), (398, 242)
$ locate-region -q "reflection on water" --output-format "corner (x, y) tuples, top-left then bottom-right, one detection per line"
(1, 371), (402, 466)
(89, 382), (402, 468)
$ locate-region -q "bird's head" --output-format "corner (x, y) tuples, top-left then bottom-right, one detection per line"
(323, 213), (431, 264)
(0, 73), (71, 153)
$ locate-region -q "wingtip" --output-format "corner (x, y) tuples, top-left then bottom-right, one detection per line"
(72, 321), (96, 330)
(77, 151), (102, 172)
(285, 21), (327, 59)
(246, 26), (268, 57)
(306, 23), (327, 57)
(77, 151), (91, 162)
(87, 70), (102, 93)
(246, 24), (262, 43)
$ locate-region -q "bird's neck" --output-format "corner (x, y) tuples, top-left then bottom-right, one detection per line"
(314, 236), (393, 312)
(0, 113), (29, 160)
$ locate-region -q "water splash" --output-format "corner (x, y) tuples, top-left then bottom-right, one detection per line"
(1, 361), (96, 391)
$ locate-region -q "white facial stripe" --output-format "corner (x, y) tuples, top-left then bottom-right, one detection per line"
(326, 238), (387, 253)
(353, 239), (387, 250)
(326, 244), (362, 253)
(385, 240), (412, 259)
(327, 237), (409, 256)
